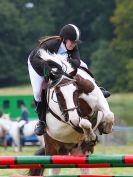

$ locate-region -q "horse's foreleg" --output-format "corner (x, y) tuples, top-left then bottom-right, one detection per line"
(81, 92), (114, 134)
(28, 147), (45, 175)
(79, 119), (96, 142)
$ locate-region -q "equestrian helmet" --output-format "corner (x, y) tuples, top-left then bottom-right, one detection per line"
(59, 24), (81, 43)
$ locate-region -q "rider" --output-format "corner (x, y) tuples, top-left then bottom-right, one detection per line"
(28, 24), (110, 136)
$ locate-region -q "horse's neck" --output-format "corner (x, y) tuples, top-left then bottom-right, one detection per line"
(59, 58), (74, 74)
(0, 119), (13, 131)
(77, 69), (95, 82)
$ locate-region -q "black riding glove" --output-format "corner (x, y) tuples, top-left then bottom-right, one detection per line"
(68, 58), (80, 69)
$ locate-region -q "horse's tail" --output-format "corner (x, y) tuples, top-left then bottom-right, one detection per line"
(28, 147), (45, 176)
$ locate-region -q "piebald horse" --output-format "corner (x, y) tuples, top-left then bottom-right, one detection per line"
(28, 50), (114, 175)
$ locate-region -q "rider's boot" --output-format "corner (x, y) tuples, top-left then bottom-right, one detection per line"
(100, 87), (111, 98)
(34, 101), (47, 136)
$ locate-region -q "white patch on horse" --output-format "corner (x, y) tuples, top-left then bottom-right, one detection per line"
(60, 83), (80, 127)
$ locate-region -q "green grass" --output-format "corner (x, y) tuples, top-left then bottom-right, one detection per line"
(0, 144), (133, 175)
(1, 86), (133, 125)
(108, 93), (133, 125)
(0, 85), (32, 95)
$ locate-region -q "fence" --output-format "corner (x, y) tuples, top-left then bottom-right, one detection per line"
(0, 155), (133, 177)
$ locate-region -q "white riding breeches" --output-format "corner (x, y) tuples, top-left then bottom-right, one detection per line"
(18, 120), (26, 128)
(28, 58), (88, 102)
(28, 58), (44, 102)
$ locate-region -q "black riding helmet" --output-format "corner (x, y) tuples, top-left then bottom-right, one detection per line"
(59, 24), (81, 43)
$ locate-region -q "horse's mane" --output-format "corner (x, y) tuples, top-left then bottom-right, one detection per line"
(38, 49), (67, 62)
(38, 36), (61, 46)
(38, 49), (74, 74)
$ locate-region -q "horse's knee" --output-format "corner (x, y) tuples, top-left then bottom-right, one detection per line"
(79, 119), (92, 129)
(99, 111), (114, 134)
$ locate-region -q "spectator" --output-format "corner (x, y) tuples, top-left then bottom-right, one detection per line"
(18, 102), (29, 129)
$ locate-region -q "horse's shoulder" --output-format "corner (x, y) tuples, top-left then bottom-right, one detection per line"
(75, 74), (95, 94)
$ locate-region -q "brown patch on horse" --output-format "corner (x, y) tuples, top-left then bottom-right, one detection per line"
(55, 85), (68, 121)
(75, 74), (95, 94)
(44, 133), (76, 155)
(79, 98), (92, 117)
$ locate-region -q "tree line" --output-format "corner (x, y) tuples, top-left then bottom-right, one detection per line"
(0, 0), (133, 92)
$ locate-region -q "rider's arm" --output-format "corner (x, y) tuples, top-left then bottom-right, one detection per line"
(68, 45), (81, 68)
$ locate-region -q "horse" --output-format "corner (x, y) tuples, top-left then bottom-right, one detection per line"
(28, 50), (114, 176)
(0, 117), (42, 152)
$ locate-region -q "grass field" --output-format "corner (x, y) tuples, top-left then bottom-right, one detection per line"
(0, 144), (133, 175)
(1, 86), (133, 125)
(0, 86), (133, 175)
(0, 85), (32, 95)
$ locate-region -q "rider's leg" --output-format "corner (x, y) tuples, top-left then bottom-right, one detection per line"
(80, 60), (110, 98)
(28, 58), (46, 136)
(34, 98), (47, 136)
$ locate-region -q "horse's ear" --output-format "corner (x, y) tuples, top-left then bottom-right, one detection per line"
(74, 74), (80, 83)
(70, 69), (77, 77)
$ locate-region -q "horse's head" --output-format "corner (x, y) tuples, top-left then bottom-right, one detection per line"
(50, 76), (80, 128)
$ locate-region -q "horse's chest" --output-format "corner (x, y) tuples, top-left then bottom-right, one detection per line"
(46, 113), (84, 143)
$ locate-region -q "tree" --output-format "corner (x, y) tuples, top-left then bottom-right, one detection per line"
(0, 0), (115, 87)
(111, 0), (133, 91)
(50, 0), (115, 65)
(0, 0), (56, 86)
(0, 0), (26, 86)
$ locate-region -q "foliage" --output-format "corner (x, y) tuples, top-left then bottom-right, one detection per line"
(126, 60), (133, 90)
(111, 0), (133, 56)
(91, 41), (127, 91)
(110, 0), (133, 91)
(0, 0), (26, 86)
(1, 0), (133, 92)
(0, 0), (115, 87)
(0, 0), (55, 87)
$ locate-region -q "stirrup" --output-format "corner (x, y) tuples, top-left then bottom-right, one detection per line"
(34, 121), (46, 136)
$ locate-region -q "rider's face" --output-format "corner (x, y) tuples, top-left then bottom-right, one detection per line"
(65, 40), (76, 50)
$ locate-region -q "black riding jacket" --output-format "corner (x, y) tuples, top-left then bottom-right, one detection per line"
(29, 36), (81, 76)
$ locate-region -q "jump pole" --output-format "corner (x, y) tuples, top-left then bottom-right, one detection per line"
(1, 175), (133, 177)
(0, 155), (133, 165)
(0, 163), (133, 169)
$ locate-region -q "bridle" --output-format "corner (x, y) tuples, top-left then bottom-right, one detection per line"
(55, 79), (79, 120)
(47, 78), (79, 121)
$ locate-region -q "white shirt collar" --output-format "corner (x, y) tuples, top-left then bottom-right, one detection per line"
(57, 42), (67, 54)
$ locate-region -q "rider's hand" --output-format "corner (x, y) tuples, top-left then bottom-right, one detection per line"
(68, 58), (80, 69)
